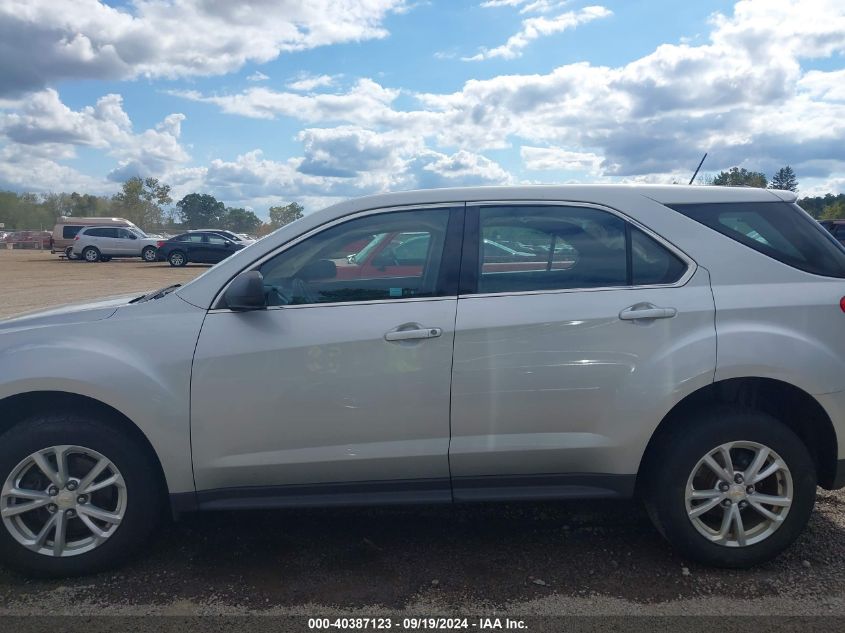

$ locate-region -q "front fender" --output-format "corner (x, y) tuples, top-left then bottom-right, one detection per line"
(0, 295), (205, 493)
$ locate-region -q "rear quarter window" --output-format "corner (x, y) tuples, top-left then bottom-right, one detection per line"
(669, 202), (845, 279)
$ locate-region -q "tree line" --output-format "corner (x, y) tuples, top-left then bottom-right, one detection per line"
(702, 165), (843, 219)
(2, 167), (843, 233)
(0, 176), (305, 234)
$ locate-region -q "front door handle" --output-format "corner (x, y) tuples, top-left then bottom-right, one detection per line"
(619, 304), (677, 321)
(384, 327), (442, 342)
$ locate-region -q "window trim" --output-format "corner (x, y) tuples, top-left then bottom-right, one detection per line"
(459, 200), (696, 298)
(210, 203), (465, 312)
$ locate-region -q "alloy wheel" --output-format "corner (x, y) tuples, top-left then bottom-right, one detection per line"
(685, 440), (793, 547)
(1, 445), (127, 557)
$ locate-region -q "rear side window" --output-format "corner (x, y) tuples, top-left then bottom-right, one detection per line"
(62, 226), (83, 239)
(670, 202), (845, 278)
(631, 226), (687, 285)
(473, 205), (687, 294)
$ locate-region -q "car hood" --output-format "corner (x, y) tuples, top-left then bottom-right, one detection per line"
(0, 294), (137, 332)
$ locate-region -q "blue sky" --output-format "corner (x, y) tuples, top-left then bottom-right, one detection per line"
(0, 0), (843, 218)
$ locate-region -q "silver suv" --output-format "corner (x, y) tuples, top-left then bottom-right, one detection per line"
(2, 185), (844, 576)
(72, 226), (160, 262)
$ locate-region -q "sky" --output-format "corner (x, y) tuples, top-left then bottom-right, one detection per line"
(0, 0), (843, 218)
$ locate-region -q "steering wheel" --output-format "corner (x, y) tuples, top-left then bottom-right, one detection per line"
(267, 277), (320, 305)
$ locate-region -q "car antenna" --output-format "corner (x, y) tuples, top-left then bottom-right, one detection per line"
(689, 152), (707, 185)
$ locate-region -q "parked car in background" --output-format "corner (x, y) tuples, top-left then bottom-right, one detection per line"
(157, 230), (247, 267)
(188, 229), (255, 246)
(820, 219), (845, 245)
(72, 226), (160, 263)
(52, 217), (137, 260)
(3, 185), (845, 577)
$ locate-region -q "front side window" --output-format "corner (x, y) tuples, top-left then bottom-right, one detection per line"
(670, 202), (845, 278)
(259, 209), (452, 306)
(205, 235), (228, 245)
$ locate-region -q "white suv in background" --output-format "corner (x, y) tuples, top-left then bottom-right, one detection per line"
(1, 184), (845, 576)
(72, 226), (160, 262)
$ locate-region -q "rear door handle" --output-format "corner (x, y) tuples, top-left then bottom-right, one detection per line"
(619, 304), (677, 321)
(384, 327), (442, 342)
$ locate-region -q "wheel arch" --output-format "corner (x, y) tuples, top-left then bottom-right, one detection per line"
(638, 377), (839, 490)
(0, 391), (169, 501)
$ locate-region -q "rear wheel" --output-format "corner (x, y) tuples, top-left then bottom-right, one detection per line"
(643, 406), (816, 568)
(0, 414), (162, 577)
(168, 250), (187, 267)
(81, 247), (100, 263)
(142, 246), (157, 262)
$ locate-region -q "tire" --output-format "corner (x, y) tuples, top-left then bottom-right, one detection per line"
(142, 246), (157, 263)
(0, 414), (163, 577)
(168, 250), (187, 267)
(81, 246), (100, 263)
(643, 406), (816, 568)
(64, 247), (77, 261)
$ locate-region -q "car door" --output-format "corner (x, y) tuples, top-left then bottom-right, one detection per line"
(190, 205), (464, 505)
(116, 228), (139, 255)
(201, 234), (235, 263)
(449, 203), (717, 500)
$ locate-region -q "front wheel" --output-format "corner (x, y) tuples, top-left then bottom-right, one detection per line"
(142, 246), (157, 262)
(643, 406), (816, 568)
(0, 415), (163, 577)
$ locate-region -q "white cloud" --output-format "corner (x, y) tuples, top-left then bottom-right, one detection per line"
(0, 89), (190, 190)
(521, 147), (604, 174)
(0, 0), (410, 96)
(464, 5), (612, 61)
(247, 71), (269, 82)
(170, 79), (403, 123)
(286, 74), (338, 91)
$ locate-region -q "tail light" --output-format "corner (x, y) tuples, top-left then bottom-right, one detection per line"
(74, 236), (79, 240)
(156, 241), (166, 248)
(841, 297), (845, 313)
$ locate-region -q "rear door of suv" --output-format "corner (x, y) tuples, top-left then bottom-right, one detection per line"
(448, 202), (718, 500)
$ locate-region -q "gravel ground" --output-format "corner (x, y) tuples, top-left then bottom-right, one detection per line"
(1, 249), (845, 625)
(0, 249), (205, 318)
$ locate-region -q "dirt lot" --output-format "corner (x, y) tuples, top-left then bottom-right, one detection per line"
(0, 249), (205, 318)
(2, 248), (845, 626)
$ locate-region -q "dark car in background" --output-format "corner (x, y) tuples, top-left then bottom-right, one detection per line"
(157, 231), (247, 267)
(820, 219), (845, 245)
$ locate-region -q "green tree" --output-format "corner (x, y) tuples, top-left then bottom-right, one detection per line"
(176, 193), (225, 229)
(221, 207), (262, 234)
(709, 167), (768, 188)
(798, 193), (845, 219)
(820, 200), (845, 220)
(770, 166), (798, 192)
(67, 192), (113, 217)
(268, 202), (304, 229)
(112, 177), (172, 229)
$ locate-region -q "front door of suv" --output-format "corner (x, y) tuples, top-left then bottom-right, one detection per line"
(190, 206), (464, 505)
(449, 203), (717, 500)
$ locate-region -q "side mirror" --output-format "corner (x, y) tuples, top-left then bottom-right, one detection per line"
(224, 270), (266, 311)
